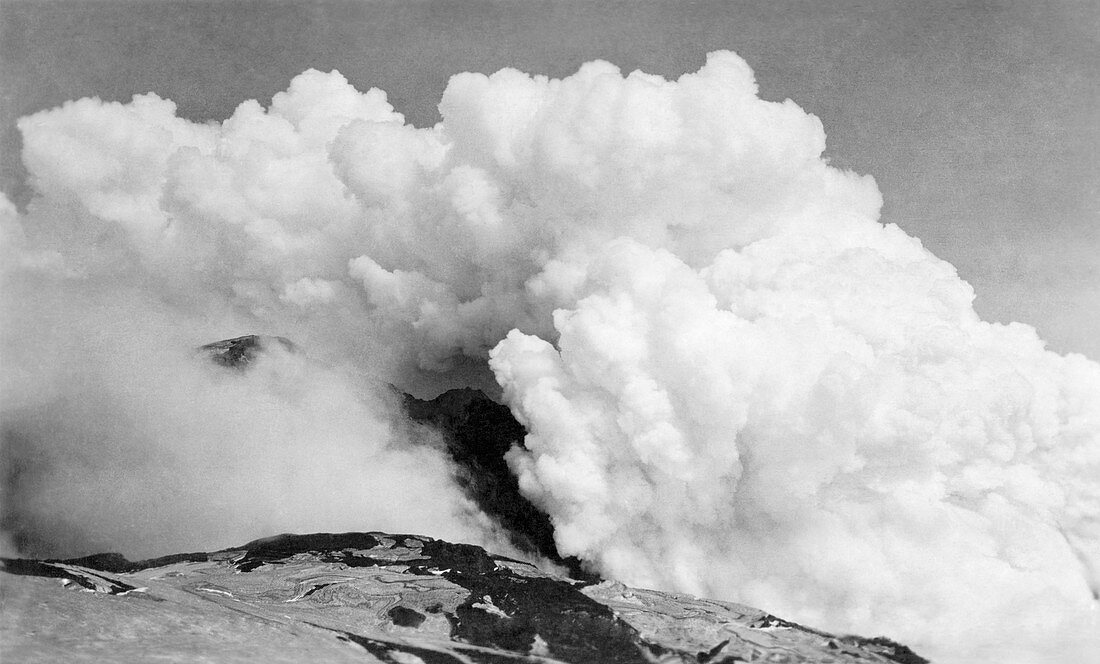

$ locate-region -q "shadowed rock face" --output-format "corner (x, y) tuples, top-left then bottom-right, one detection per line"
(1, 532), (927, 664)
(403, 388), (593, 579)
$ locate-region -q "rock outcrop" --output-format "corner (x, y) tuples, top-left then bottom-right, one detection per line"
(1, 532), (926, 663)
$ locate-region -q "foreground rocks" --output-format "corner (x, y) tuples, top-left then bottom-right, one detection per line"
(1, 532), (925, 663)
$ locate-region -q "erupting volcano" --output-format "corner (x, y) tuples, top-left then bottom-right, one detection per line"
(2, 46), (1098, 664)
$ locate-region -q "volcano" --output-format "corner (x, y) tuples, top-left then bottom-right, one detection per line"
(1, 335), (928, 662)
(1, 531), (925, 664)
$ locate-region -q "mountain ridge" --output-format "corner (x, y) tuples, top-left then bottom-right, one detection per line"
(0, 335), (929, 662)
(1, 530), (927, 664)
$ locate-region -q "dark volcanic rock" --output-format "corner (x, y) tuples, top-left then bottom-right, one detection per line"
(1, 532), (927, 664)
(199, 334), (298, 368)
(403, 388), (590, 577)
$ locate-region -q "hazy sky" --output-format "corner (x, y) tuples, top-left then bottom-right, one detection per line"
(2, 0), (1097, 358)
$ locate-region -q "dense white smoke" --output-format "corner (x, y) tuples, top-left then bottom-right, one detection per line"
(2, 51), (1097, 662)
(0, 239), (501, 557)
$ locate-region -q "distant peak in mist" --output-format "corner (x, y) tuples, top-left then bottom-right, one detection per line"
(199, 334), (299, 369)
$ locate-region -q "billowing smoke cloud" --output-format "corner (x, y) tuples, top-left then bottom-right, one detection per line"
(2, 52), (1097, 662)
(0, 240), (501, 558)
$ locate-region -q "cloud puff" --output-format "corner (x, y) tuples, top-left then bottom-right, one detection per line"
(0, 273), (501, 558)
(492, 236), (1100, 662)
(4, 51), (1098, 663)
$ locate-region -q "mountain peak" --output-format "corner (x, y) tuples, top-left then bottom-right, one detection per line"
(198, 335), (298, 369)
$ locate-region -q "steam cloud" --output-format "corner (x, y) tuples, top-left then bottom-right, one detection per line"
(2, 52), (1097, 662)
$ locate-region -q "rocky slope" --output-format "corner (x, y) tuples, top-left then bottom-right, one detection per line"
(1, 532), (926, 663)
(402, 387), (591, 579)
(199, 335), (580, 574)
(0, 336), (928, 662)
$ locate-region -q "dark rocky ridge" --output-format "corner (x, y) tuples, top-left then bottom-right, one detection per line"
(1, 531), (927, 664)
(201, 335), (582, 575)
(403, 387), (593, 579)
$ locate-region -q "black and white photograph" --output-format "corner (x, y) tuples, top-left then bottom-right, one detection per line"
(1, 2), (1097, 663)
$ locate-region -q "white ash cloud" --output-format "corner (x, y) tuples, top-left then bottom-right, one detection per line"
(2, 51), (1098, 662)
(0, 261), (502, 558)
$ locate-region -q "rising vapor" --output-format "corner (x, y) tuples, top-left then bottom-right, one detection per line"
(1, 52), (1097, 663)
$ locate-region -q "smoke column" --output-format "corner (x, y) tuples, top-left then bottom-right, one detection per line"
(2, 52), (1097, 662)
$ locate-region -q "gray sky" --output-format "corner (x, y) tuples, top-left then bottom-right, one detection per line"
(3, 0), (1097, 359)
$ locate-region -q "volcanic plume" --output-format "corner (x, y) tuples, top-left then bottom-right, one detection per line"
(1, 52), (1097, 663)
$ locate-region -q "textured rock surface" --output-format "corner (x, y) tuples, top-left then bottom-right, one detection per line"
(1, 532), (926, 664)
